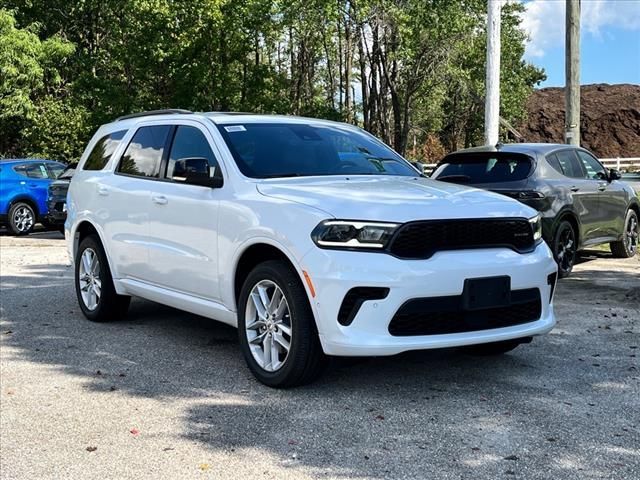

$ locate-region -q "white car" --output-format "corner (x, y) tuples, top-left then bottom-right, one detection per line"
(67, 110), (558, 387)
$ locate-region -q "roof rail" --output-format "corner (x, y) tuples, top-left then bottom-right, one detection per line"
(115, 109), (193, 121)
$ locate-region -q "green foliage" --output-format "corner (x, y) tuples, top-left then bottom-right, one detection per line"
(1, 1), (545, 161)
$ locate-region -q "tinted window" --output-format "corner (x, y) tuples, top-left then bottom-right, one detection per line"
(47, 163), (65, 178)
(576, 151), (606, 180)
(433, 152), (533, 184)
(217, 123), (416, 178)
(166, 126), (221, 179)
(117, 126), (171, 178)
(554, 150), (584, 178)
(84, 130), (127, 171)
(546, 154), (564, 175)
(14, 162), (50, 179)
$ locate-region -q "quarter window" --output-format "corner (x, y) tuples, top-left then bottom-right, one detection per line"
(554, 150), (584, 179)
(166, 126), (221, 180)
(14, 162), (50, 179)
(84, 130), (127, 171)
(117, 126), (171, 178)
(576, 151), (607, 180)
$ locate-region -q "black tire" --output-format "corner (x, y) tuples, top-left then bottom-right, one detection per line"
(610, 209), (638, 258)
(237, 260), (326, 388)
(462, 338), (529, 356)
(553, 220), (577, 278)
(8, 202), (35, 236)
(75, 234), (130, 322)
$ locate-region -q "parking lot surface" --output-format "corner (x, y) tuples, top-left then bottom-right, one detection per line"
(1, 232), (639, 479)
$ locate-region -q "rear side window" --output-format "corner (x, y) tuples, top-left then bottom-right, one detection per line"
(433, 152), (533, 184)
(83, 130), (127, 171)
(14, 162), (50, 179)
(117, 126), (171, 178)
(554, 150), (584, 178)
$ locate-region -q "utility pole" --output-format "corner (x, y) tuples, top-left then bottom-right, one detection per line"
(484, 0), (501, 146)
(565, 0), (580, 145)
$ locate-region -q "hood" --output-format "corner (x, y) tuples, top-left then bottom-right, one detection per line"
(256, 176), (538, 223)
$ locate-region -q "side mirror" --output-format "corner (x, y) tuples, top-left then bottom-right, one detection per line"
(609, 169), (622, 181)
(410, 161), (425, 175)
(172, 157), (223, 188)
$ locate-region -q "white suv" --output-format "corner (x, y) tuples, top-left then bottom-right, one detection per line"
(67, 110), (557, 387)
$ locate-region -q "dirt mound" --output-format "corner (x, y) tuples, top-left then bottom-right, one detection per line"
(519, 83), (640, 158)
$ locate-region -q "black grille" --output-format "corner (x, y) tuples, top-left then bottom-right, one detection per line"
(338, 287), (389, 326)
(388, 288), (541, 336)
(388, 218), (535, 259)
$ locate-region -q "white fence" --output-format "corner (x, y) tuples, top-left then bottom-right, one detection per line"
(600, 157), (640, 172)
(420, 157), (640, 176)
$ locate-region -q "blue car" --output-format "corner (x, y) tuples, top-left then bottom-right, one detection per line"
(0, 159), (66, 235)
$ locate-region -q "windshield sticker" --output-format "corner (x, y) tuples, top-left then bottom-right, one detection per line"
(224, 125), (247, 132)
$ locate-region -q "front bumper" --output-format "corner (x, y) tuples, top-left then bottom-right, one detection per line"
(44, 200), (66, 225)
(300, 243), (557, 356)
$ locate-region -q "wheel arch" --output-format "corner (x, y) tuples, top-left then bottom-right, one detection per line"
(72, 220), (119, 280)
(553, 209), (581, 248)
(8, 195), (40, 219)
(232, 241), (316, 319)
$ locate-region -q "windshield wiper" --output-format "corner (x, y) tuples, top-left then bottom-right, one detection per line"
(436, 174), (472, 183)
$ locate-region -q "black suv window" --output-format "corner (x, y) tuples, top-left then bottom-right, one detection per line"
(576, 151), (607, 180)
(84, 130), (127, 171)
(14, 162), (50, 179)
(166, 126), (221, 180)
(433, 152), (533, 184)
(117, 126), (171, 178)
(553, 150), (584, 179)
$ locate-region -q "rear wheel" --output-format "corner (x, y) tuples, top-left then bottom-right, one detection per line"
(610, 209), (638, 258)
(462, 338), (529, 356)
(75, 235), (130, 322)
(553, 220), (577, 278)
(8, 202), (35, 235)
(237, 260), (326, 388)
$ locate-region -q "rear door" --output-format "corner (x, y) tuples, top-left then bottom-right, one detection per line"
(552, 149), (602, 243)
(145, 123), (223, 300)
(103, 125), (172, 280)
(576, 150), (627, 238)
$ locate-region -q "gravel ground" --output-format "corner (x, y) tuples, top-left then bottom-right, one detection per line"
(1, 231), (638, 479)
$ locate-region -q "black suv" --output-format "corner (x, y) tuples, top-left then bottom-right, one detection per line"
(432, 143), (639, 277)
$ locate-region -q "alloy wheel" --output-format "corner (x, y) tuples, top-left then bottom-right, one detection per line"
(78, 248), (102, 311)
(556, 226), (576, 273)
(625, 214), (639, 255)
(13, 206), (34, 233)
(245, 280), (292, 372)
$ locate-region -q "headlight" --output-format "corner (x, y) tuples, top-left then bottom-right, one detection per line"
(311, 220), (399, 249)
(529, 214), (542, 242)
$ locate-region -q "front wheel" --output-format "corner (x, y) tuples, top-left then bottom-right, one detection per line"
(237, 260), (326, 388)
(553, 220), (577, 278)
(75, 235), (130, 322)
(610, 209), (639, 258)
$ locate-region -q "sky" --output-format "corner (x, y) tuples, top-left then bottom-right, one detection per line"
(519, 0), (640, 87)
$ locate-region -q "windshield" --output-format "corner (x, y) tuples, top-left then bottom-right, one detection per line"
(433, 152), (533, 184)
(216, 122), (417, 179)
(59, 163), (77, 180)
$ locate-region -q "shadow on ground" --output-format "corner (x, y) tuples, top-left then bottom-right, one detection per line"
(1, 255), (639, 478)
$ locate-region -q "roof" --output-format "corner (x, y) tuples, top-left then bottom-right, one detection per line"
(449, 143), (588, 158)
(0, 158), (59, 164)
(103, 110), (353, 130)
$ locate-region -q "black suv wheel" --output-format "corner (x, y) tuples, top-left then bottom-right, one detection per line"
(553, 220), (577, 278)
(610, 209), (639, 258)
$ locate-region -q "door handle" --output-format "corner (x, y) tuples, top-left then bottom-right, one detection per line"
(97, 186), (110, 196)
(570, 186), (579, 192)
(598, 183), (607, 192)
(152, 195), (168, 205)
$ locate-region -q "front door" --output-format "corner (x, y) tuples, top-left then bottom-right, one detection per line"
(576, 150), (627, 239)
(146, 124), (222, 301)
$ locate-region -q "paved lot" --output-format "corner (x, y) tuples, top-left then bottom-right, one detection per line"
(1, 232), (638, 479)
